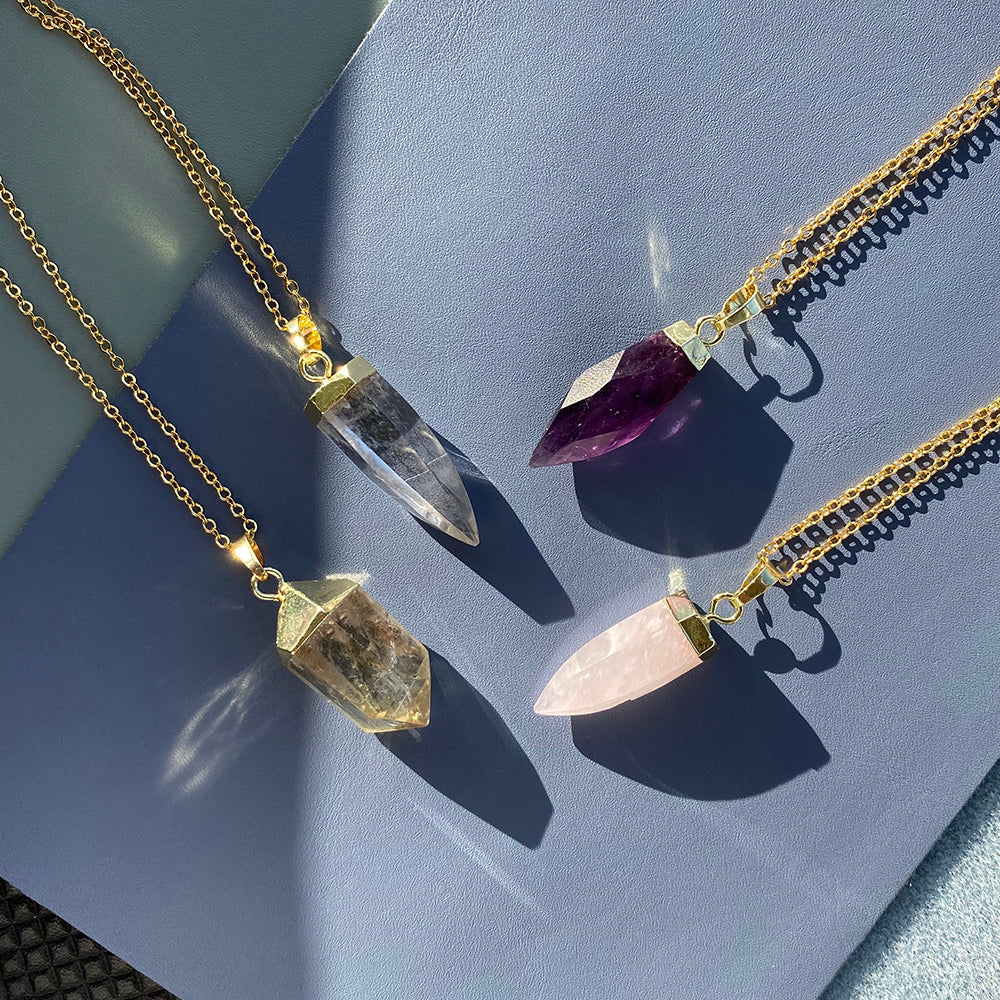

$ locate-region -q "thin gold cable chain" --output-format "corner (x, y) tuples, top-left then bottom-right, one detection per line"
(9, 0), (1000, 595)
(708, 64), (1000, 597)
(760, 393), (1000, 581)
(26, 0), (999, 335)
(15, 0), (311, 335)
(740, 67), (1000, 585)
(0, 175), (257, 552)
(751, 74), (1000, 308)
(730, 65), (1000, 321)
(690, 395), (1000, 624)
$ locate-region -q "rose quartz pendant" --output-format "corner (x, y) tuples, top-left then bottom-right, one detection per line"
(534, 592), (716, 716)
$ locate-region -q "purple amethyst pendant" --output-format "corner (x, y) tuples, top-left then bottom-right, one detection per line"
(529, 320), (710, 467)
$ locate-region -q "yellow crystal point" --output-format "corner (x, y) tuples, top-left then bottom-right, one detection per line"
(276, 578), (430, 732)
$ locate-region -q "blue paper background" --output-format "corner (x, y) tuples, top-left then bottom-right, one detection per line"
(2, 1), (1000, 998)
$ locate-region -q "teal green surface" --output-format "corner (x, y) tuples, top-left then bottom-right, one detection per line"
(0, 0), (386, 554)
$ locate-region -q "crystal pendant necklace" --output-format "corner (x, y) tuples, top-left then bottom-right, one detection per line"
(0, 174), (430, 733)
(16, 0), (479, 546)
(530, 65), (1000, 468)
(535, 390), (1000, 715)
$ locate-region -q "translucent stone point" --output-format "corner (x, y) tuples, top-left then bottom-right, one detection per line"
(307, 358), (478, 545)
(530, 324), (702, 467)
(276, 578), (430, 732)
(534, 598), (705, 716)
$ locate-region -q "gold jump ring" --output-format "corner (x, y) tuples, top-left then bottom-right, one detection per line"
(251, 568), (285, 602)
(694, 315), (725, 346)
(298, 349), (333, 383)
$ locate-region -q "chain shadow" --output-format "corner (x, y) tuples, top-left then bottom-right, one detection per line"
(759, 114), (1000, 375)
(779, 431), (1000, 606)
(380, 650), (554, 848)
(750, 587), (842, 676)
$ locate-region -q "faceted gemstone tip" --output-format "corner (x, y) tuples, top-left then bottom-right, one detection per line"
(530, 323), (704, 467)
(307, 360), (479, 545)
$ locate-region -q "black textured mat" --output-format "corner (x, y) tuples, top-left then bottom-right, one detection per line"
(0, 880), (176, 1000)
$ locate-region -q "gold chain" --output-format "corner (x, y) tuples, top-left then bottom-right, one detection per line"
(0, 174), (257, 550)
(722, 65), (1000, 320)
(14, 0), (311, 335)
(13, 0), (998, 591)
(30, 0), (999, 339)
(759, 393), (1000, 580)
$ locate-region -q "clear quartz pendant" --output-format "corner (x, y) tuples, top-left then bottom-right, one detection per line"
(304, 356), (479, 546)
(276, 577), (431, 732)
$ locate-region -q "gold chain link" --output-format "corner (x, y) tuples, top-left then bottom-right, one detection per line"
(14, 0), (311, 334)
(723, 65), (1000, 317)
(30, 0), (998, 335)
(722, 66), (1000, 579)
(12, 0), (999, 585)
(0, 174), (257, 549)
(760, 395), (1000, 579)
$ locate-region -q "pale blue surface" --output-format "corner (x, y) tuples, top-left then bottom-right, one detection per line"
(824, 761), (1000, 999)
(0, 1), (999, 998)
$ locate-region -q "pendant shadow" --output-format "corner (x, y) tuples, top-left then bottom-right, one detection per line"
(570, 626), (834, 800)
(261, 322), (574, 624)
(379, 650), (554, 848)
(571, 113), (1000, 561)
(423, 436), (575, 625)
(572, 364), (792, 556)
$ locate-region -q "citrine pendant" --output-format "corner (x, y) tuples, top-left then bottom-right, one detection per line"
(305, 357), (479, 545)
(275, 577), (431, 732)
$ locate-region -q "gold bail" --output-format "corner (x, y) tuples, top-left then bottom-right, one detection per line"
(717, 281), (766, 332)
(286, 312), (322, 353)
(731, 559), (784, 606)
(229, 534), (285, 601)
(706, 559), (785, 624)
(229, 533), (266, 579)
(693, 281), (767, 348)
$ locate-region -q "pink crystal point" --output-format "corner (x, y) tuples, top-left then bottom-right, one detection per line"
(529, 326), (703, 467)
(534, 597), (706, 716)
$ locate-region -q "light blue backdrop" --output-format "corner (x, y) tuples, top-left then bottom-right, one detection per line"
(1, 1), (999, 998)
